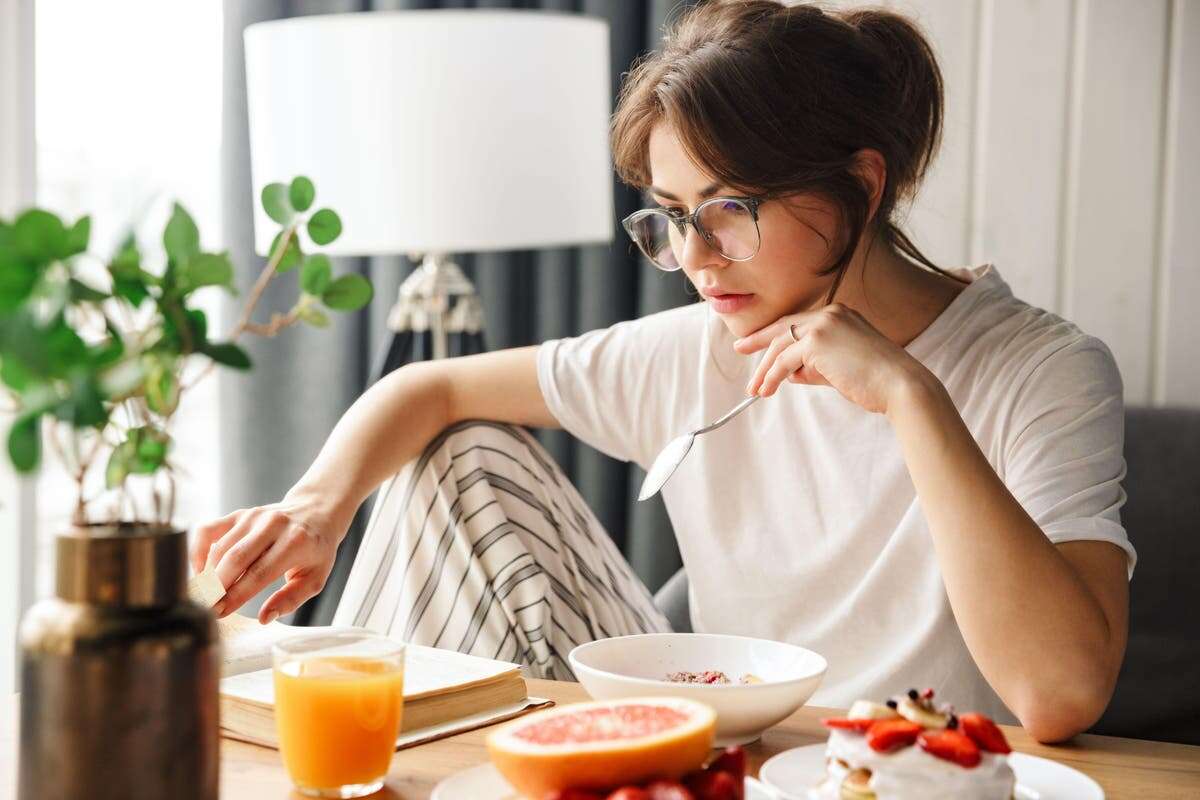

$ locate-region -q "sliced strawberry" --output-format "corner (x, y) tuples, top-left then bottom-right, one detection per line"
(707, 745), (746, 781)
(605, 788), (650, 800)
(821, 717), (875, 733)
(958, 713), (1012, 754)
(918, 728), (982, 768)
(543, 790), (605, 800)
(865, 719), (923, 752)
(643, 780), (696, 800)
(683, 769), (741, 800)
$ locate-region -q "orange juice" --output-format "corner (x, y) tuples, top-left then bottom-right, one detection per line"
(274, 655), (405, 792)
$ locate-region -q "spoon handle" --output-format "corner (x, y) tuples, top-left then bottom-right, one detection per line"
(696, 394), (760, 435)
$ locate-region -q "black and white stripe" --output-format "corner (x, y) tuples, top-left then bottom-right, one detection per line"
(333, 421), (672, 679)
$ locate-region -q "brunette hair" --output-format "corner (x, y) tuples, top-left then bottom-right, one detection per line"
(611, 0), (958, 299)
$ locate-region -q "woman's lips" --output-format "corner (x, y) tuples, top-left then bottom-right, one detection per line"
(706, 293), (754, 313)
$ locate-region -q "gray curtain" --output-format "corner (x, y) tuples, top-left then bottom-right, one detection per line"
(220, 0), (697, 624)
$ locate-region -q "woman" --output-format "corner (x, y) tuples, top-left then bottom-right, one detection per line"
(194, 0), (1132, 742)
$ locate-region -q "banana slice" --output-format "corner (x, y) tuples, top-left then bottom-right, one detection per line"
(839, 768), (876, 799)
(896, 697), (949, 729)
(847, 700), (900, 721)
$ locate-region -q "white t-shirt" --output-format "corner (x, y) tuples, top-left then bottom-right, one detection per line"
(536, 265), (1135, 720)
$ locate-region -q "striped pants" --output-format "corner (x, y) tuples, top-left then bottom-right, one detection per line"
(333, 421), (672, 679)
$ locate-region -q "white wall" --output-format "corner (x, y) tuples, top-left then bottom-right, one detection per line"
(827, 0), (1199, 407)
(0, 0), (37, 696)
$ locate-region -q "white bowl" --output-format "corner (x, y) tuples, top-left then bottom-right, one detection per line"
(568, 633), (827, 746)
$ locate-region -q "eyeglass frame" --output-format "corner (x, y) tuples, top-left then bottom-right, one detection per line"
(621, 195), (766, 272)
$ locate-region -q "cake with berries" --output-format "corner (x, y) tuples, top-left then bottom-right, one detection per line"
(809, 688), (1016, 799)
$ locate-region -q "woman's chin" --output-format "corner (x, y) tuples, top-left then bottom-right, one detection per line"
(715, 310), (768, 341)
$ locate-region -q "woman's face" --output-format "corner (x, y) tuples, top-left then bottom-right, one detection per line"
(646, 123), (839, 338)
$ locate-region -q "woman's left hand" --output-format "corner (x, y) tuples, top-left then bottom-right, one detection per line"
(733, 303), (930, 414)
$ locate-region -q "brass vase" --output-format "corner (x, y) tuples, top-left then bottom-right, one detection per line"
(18, 523), (220, 800)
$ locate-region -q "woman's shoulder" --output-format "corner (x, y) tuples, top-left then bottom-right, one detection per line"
(934, 265), (1122, 399)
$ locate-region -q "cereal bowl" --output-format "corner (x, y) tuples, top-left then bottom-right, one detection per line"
(568, 633), (827, 746)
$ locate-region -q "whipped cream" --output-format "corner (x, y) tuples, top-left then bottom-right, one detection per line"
(807, 729), (1016, 800)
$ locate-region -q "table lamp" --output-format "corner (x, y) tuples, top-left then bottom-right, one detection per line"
(243, 9), (614, 363)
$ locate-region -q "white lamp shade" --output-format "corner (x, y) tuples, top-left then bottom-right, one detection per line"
(244, 10), (615, 257)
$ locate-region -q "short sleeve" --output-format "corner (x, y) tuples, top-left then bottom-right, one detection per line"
(536, 304), (704, 470)
(1003, 336), (1136, 577)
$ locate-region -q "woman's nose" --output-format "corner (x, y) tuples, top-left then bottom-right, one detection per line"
(678, 224), (725, 271)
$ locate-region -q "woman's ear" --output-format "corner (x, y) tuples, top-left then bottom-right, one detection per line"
(851, 148), (888, 221)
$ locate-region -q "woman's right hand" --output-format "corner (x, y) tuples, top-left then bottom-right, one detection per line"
(189, 492), (347, 624)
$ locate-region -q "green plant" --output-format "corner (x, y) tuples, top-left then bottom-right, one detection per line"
(0, 176), (372, 525)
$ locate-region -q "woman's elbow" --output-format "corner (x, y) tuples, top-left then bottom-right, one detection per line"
(1012, 682), (1114, 743)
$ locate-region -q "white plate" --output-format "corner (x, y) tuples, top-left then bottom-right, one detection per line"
(759, 743), (1104, 800)
(431, 763), (778, 800)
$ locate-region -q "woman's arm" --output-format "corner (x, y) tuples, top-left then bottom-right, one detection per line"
(190, 345), (556, 622)
(886, 374), (1128, 743)
(737, 304), (1129, 742)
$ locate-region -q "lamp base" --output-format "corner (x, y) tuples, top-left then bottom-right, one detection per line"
(389, 252), (482, 361)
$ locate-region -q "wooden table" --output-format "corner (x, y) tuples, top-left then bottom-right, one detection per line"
(5, 680), (1200, 798)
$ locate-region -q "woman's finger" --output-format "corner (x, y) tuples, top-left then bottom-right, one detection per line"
(734, 309), (819, 354)
(217, 535), (295, 619)
(259, 565), (329, 624)
(760, 339), (814, 396)
(203, 511), (258, 573)
(746, 332), (792, 395)
(213, 511), (290, 596)
(190, 510), (242, 573)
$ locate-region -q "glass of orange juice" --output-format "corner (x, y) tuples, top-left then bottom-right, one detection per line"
(273, 632), (405, 798)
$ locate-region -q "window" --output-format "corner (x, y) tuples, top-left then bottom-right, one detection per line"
(33, 0), (225, 594)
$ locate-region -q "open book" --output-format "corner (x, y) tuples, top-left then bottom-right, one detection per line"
(191, 568), (552, 750)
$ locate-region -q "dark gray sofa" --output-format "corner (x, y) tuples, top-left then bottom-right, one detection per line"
(651, 407), (1200, 745)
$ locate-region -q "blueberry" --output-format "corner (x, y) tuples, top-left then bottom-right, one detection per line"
(907, 689), (919, 700)
(885, 699), (898, 709)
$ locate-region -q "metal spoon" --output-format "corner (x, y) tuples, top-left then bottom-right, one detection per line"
(637, 394), (761, 501)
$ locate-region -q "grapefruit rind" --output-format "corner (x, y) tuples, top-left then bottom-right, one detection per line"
(486, 696), (717, 796)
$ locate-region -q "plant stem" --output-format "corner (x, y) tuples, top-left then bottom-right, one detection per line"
(243, 307), (301, 337)
(182, 225), (296, 391)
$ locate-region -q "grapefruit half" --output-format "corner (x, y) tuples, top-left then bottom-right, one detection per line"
(486, 697), (717, 797)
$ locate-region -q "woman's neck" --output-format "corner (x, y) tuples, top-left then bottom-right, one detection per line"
(832, 237), (967, 348)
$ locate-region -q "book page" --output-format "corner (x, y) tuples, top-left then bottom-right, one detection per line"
(219, 616), (520, 691)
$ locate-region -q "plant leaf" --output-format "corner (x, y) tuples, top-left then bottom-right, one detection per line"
(163, 203), (200, 265)
(53, 372), (107, 428)
(0, 252), (38, 312)
(307, 209), (342, 246)
(7, 413), (41, 473)
(298, 306), (330, 328)
(261, 183), (294, 225)
(106, 439), (134, 488)
(270, 231), (302, 272)
(300, 254), (332, 296)
(0, 357), (32, 391)
(204, 342), (252, 370)
(180, 252), (234, 293)
(289, 176), (315, 213)
(322, 273), (373, 311)
(68, 277), (108, 303)
(64, 216), (91, 258)
(130, 426), (170, 473)
(13, 209), (67, 263)
(43, 319), (89, 377)
(143, 359), (179, 416)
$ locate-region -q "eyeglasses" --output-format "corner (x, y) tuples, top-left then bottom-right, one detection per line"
(621, 195), (764, 272)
